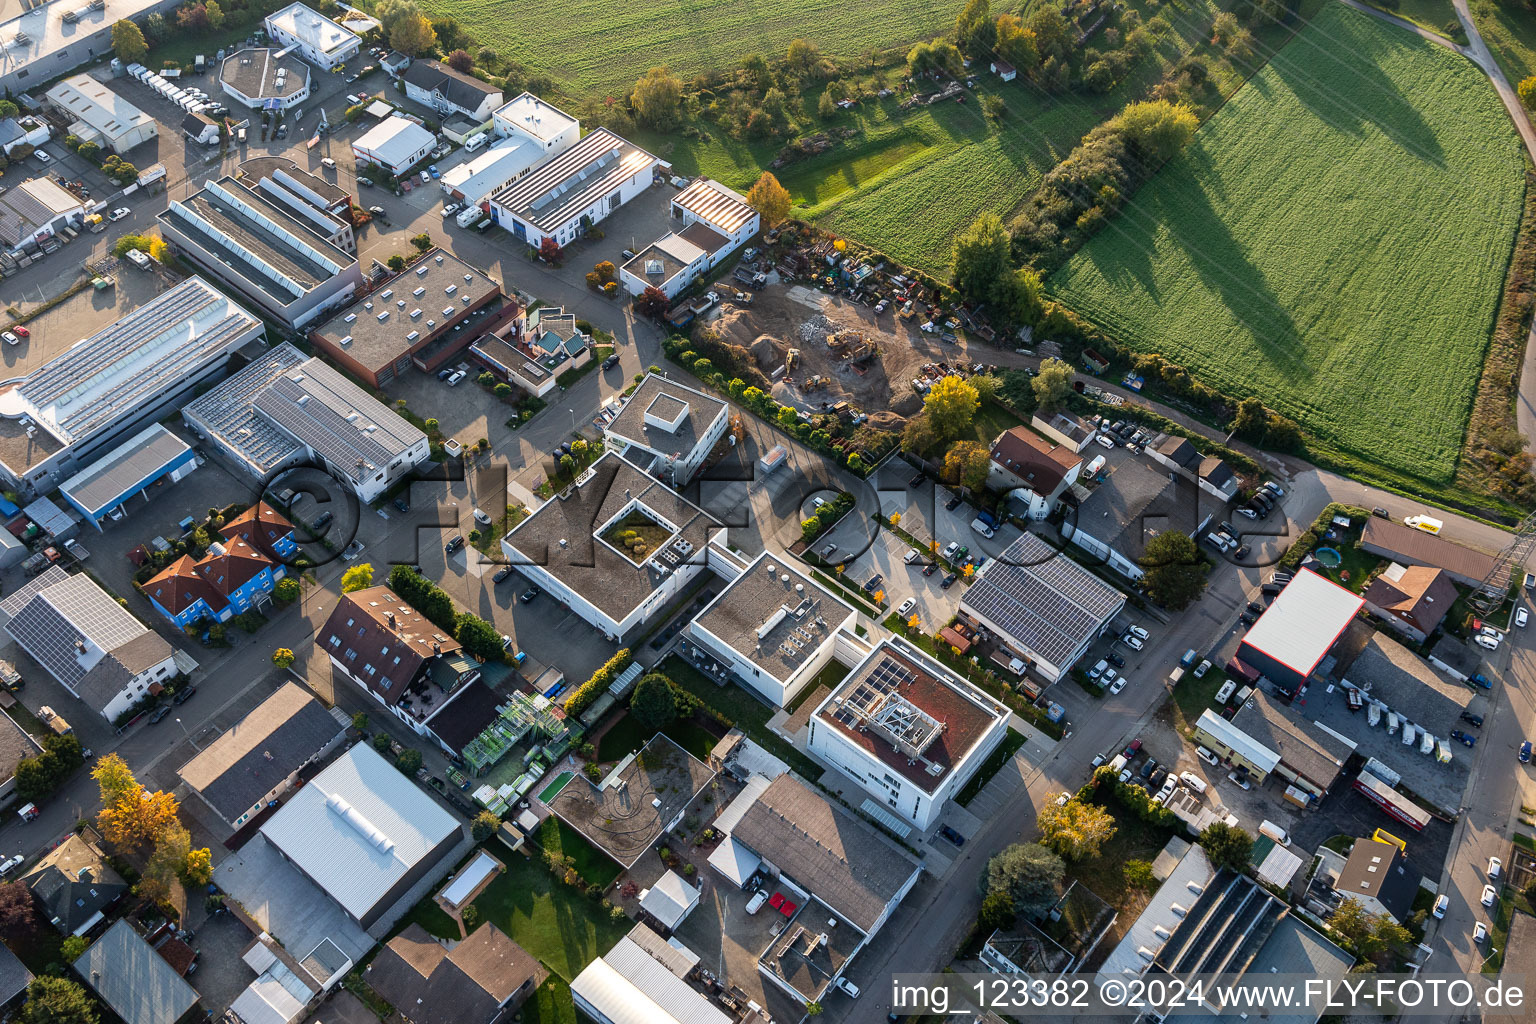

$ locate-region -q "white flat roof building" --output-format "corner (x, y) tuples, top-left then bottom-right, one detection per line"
(0, 0), (181, 94)
(0, 277), (260, 496)
(1239, 568), (1365, 690)
(352, 117), (435, 177)
(492, 92), (579, 153)
(259, 743), (461, 928)
(488, 127), (660, 248)
(670, 178), (759, 242)
(264, 2), (362, 69)
(44, 75), (157, 154)
(602, 372), (729, 487)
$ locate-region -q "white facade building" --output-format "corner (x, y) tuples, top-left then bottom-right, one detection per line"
(688, 553), (858, 706)
(602, 373), (729, 486)
(805, 637), (1011, 831)
(264, 3), (362, 69)
(670, 178), (760, 248)
(500, 453), (721, 640)
(488, 128), (660, 248)
(440, 135), (543, 206)
(492, 92), (580, 153)
(351, 117), (435, 177)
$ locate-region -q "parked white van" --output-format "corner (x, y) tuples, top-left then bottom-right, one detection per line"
(1179, 771), (1207, 795)
(1258, 820), (1291, 846)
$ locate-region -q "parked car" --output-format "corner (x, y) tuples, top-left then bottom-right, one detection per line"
(442, 203), (459, 217)
(311, 510), (334, 530)
(173, 685), (197, 705)
(1237, 507), (1259, 520)
(1179, 771), (1207, 795)
(897, 597), (917, 618)
(1460, 712), (1484, 727)
(445, 535), (465, 554)
(11, 326), (27, 338)
(1088, 659), (1107, 682)
(1433, 894), (1449, 918)
(150, 705), (172, 724)
(1107, 652), (1126, 668)
(937, 825), (965, 847)
(1127, 625), (1149, 640)
(945, 496), (962, 511)
(1518, 608), (1529, 628)
(602, 354), (620, 370)
(908, 473), (925, 487)
(33, 150), (51, 164)
(1523, 741), (1533, 763)
(1240, 611), (1257, 626)
(862, 574), (883, 593)
(0, 332), (16, 346)
(1139, 757), (1157, 779)
(1450, 730), (1476, 748)
(0, 855), (22, 876)
(1482, 884), (1497, 907)
(942, 542), (960, 560)
(1156, 775), (1179, 803)
(394, 497), (410, 513)
(940, 573), (957, 589)
(1234, 544), (1251, 559)
(1122, 635), (1144, 651)
(821, 542), (837, 559)
(437, 368), (454, 380)
(1262, 481), (1285, 497)
(473, 508), (492, 527)
(108, 206), (131, 222)
(1475, 633), (1501, 650)
(1109, 676), (1127, 694)
(1490, 856), (1502, 879)
(446, 370), (466, 386)
(1227, 771), (1251, 790)
(520, 587), (540, 603)
(493, 566), (514, 583)
(1095, 433), (1116, 450)
(1122, 739), (1142, 757)
(1474, 922), (1489, 943)
(1196, 746), (1220, 766)
(922, 564), (937, 577)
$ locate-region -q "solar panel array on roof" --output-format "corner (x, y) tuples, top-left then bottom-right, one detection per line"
(672, 179), (756, 234)
(962, 532), (1123, 666)
(18, 278), (258, 443)
(183, 343), (308, 473)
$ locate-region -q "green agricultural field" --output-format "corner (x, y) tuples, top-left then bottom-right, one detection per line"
(424, 0), (955, 98)
(625, 0), (1237, 271)
(1048, 3), (1524, 484)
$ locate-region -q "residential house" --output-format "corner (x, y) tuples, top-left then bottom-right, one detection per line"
(365, 923), (539, 1024)
(181, 111), (219, 146)
(221, 501), (300, 561)
(141, 535), (282, 629)
(1360, 517), (1500, 588)
(987, 425), (1082, 519)
(403, 60), (503, 123)
(0, 711), (37, 802)
(1363, 563), (1458, 644)
(520, 304), (590, 374)
(0, 943), (29, 1010)
(1333, 839), (1418, 924)
(0, 567), (180, 721)
(75, 920), (202, 1024)
(319, 586), (481, 741)
(1061, 458), (1211, 580)
(23, 834), (128, 935)
(1146, 433), (1239, 501)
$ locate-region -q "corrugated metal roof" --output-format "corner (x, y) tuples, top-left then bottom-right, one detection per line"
(59, 424), (191, 515)
(672, 178), (756, 235)
(1193, 709), (1281, 774)
(77, 920), (200, 1024)
(1241, 568), (1364, 677)
(259, 743), (459, 921)
(572, 937), (731, 1024)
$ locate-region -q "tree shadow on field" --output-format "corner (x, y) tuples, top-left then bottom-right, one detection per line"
(1268, 10), (1446, 169)
(1159, 179), (1311, 386)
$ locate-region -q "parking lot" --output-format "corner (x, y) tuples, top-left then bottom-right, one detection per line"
(0, 263), (167, 378)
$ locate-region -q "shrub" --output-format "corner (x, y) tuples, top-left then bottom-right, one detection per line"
(563, 649), (634, 715)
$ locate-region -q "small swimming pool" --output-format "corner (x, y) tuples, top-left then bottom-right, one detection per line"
(1314, 547), (1343, 568)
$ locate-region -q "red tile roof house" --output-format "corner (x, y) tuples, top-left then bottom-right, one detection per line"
(988, 426), (1082, 519)
(141, 534), (284, 629)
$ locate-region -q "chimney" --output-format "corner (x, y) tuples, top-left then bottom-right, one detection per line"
(387, 611), (396, 628)
(75, 640), (86, 654)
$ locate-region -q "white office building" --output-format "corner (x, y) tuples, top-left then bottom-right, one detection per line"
(488, 128), (660, 248)
(264, 2), (362, 69)
(601, 373), (729, 486)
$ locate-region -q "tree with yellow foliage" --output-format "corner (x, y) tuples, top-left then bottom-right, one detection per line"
(93, 755), (181, 852)
(906, 614), (920, 630)
(745, 171), (792, 227)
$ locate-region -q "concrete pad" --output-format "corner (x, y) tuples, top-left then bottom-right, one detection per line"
(217, 835), (373, 963)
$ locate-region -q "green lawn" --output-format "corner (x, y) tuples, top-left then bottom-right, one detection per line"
(615, 0), (1248, 271)
(659, 655), (823, 777)
(1069, 799), (1176, 918)
(390, 895), (461, 940)
(522, 978), (580, 1024)
(472, 840), (631, 982)
(963, 401), (1027, 448)
(1049, 3), (1525, 485)
(596, 710), (720, 762)
(1358, 0), (1464, 40)
(1170, 672), (1226, 736)
(535, 817), (622, 889)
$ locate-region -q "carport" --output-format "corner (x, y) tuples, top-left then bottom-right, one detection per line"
(59, 424), (197, 530)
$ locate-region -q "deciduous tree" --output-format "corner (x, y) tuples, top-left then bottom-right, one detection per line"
(954, 0), (996, 59)
(272, 647), (295, 668)
(205, 0), (224, 29)
(634, 285), (668, 318)
(111, 20), (148, 63)
(951, 212), (1011, 306)
(446, 48), (473, 73)
(924, 376), (980, 440)
(389, 12), (437, 58)
(1521, 76), (1536, 111)
(1037, 795), (1117, 860)
(1032, 357), (1074, 412)
(340, 563), (374, 593)
(944, 441), (991, 493)
(632, 66), (684, 127)
(1138, 531), (1208, 610)
(746, 171), (792, 226)
(994, 14), (1039, 73)
(471, 810), (499, 842)
(23, 977), (98, 1024)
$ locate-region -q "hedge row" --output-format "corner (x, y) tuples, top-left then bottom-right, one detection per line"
(1277, 502), (1372, 573)
(563, 648), (633, 716)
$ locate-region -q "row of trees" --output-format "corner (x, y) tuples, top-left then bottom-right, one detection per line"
(94, 755), (212, 906)
(382, 565), (509, 662)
